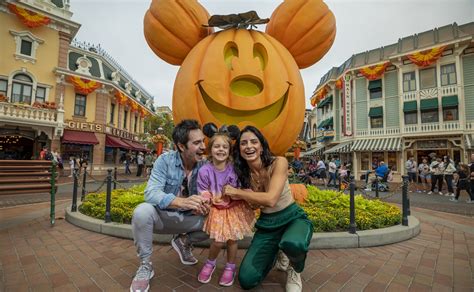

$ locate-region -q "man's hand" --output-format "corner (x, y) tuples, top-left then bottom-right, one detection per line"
(171, 196), (210, 215)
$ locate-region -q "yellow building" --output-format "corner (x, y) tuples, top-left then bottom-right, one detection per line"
(0, 0), (155, 172)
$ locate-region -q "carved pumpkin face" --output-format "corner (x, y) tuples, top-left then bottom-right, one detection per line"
(173, 29), (304, 155)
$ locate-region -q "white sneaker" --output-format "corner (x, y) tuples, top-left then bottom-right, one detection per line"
(450, 193), (455, 197)
(467, 199), (474, 204)
(427, 191), (433, 195)
(274, 250), (289, 272)
(444, 193), (450, 197)
(438, 192), (443, 196)
(364, 188), (372, 191)
(286, 266), (302, 292)
(449, 198), (458, 202)
(130, 261), (154, 292)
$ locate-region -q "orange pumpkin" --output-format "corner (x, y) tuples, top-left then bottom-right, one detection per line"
(266, 0), (336, 69)
(289, 183), (308, 204)
(173, 28), (305, 155)
(143, 0), (213, 65)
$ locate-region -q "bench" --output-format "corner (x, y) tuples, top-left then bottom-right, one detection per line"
(0, 160), (57, 195)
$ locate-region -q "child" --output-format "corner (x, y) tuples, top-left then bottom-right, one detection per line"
(196, 128), (255, 286)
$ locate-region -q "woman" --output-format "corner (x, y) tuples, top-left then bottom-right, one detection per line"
(443, 155), (456, 197)
(418, 158), (431, 192)
(223, 126), (313, 291)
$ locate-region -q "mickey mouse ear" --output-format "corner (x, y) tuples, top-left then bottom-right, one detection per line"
(227, 125), (240, 140)
(218, 124), (229, 133)
(203, 123), (218, 138)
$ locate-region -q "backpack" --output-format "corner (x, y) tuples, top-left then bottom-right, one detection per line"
(45, 152), (53, 161)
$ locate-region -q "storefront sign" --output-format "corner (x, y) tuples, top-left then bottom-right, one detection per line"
(343, 74), (352, 136)
(106, 126), (137, 140)
(324, 131), (335, 137)
(417, 140), (448, 149)
(66, 121), (103, 132)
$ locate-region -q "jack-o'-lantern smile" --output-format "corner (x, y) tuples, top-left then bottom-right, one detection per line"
(197, 80), (291, 128)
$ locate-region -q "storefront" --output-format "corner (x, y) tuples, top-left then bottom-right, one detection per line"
(324, 141), (352, 166)
(61, 129), (99, 162)
(0, 126), (52, 160)
(403, 137), (463, 164)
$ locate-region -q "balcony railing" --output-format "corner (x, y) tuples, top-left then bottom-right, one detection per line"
(355, 127), (400, 137)
(403, 84), (459, 102)
(0, 102), (59, 126)
(355, 121), (466, 138)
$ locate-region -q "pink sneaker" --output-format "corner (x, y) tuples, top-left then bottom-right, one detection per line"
(197, 260), (216, 284)
(219, 264), (236, 287)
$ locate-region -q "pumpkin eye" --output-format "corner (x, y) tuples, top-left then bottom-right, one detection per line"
(224, 42), (239, 70)
(253, 43), (267, 70)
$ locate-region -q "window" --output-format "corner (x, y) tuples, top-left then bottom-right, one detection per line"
(421, 110), (438, 123)
(372, 152), (384, 169)
(0, 79), (7, 96)
(361, 152), (370, 171)
(388, 152), (397, 172)
(109, 103), (115, 124)
(123, 110), (128, 129)
(11, 74), (33, 104)
(134, 116), (138, 132)
(368, 80), (382, 99)
(404, 112), (417, 124)
(74, 94), (86, 116)
(35, 87), (46, 103)
(20, 39), (32, 56)
(370, 117), (383, 128)
(403, 72), (416, 92)
(440, 64), (456, 86)
(443, 107), (458, 121)
(420, 67), (436, 89)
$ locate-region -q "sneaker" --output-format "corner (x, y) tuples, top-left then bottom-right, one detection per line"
(197, 260), (216, 284)
(286, 266), (302, 292)
(444, 193), (450, 197)
(467, 199), (474, 204)
(274, 250), (290, 272)
(364, 188), (372, 191)
(449, 198), (458, 202)
(439, 192), (443, 196)
(450, 193), (455, 197)
(428, 191), (433, 195)
(171, 234), (198, 265)
(219, 263), (236, 287)
(130, 261), (154, 292)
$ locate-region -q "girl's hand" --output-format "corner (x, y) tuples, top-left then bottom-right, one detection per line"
(223, 185), (239, 199)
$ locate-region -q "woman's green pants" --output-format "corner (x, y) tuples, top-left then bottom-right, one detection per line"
(238, 203), (313, 290)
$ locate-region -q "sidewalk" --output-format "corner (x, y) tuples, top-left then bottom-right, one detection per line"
(0, 200), (473, 291)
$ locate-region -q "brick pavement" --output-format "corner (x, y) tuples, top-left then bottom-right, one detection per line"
(0, 202), (473, 291)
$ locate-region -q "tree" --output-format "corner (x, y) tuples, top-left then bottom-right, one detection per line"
(140, 113), (174, 150)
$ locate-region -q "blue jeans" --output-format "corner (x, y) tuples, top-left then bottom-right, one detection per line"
(327, 172), (337, 186)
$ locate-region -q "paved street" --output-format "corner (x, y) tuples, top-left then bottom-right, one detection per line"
(1, 191), (474, 291)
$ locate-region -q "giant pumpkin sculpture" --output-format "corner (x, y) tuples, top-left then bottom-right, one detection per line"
(144, 0), (336, 155)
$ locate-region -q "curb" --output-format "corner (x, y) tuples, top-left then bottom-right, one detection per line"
(66, 206), (420, 249)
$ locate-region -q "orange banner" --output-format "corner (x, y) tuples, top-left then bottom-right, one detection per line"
(359, 62), (390, 80)
(115, 90), (128, 105)
(68, 76), (101, 95)
(8, 4), (51, 28)
(407, 46), (445, 68)
(335, 77), (343, 90)
(128, 99), (139, 112)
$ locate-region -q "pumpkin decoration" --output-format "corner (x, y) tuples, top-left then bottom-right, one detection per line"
(144, 0), (336, 155)
(266, 0), (336, 69)
(289, 183), (308, 204)
(143, 0), (214, 65)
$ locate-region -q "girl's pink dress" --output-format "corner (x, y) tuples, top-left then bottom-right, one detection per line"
(197, 163), (255, 243)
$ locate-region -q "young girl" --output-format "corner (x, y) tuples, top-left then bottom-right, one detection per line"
(196, 131), (255, 286)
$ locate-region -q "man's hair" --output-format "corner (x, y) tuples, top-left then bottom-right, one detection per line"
(172, 119), (201, 152)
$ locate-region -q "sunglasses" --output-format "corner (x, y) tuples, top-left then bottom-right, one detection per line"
(181, 176), (189, 197)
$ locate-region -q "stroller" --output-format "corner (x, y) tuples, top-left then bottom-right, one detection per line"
(364, 170), (390, 192)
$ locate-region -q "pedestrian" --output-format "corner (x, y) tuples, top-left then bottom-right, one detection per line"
(136, 152), (144, 177)
(68, 156), (75, 177)
(327, 157), (337, 188)
(316, 157), (327, 186)
(418, 158), (431, 192)
(130, 120), (209, 292)
(144, 152), (153, 177)
(124, 155), (131, 175)
(443, 155), (456, 197)
(405, 156), (418, 192)
(428, 156), (444, 195)
(450, 163), (474, 203)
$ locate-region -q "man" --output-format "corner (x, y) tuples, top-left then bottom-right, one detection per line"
(136, 152), (144, 177)
(327, 157), (337, 188)
(405, 156), (418, 192)
(144, 152), (154, 177)
(365, 161), (388, 191)
(130, 120), (209, 292)
(428, 156), (444, 195)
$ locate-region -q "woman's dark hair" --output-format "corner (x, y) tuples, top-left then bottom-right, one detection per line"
(172, 119), (201, 152)
(233, 125), (274, 188)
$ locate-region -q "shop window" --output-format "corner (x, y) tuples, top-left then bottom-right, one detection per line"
(443, 107), (458, 121)
(12, 74), (33, 104)
(361, 152), (370, 171)
(0, 79), (7, 96)
(403, 72), (416, 92)
(404, 112), (417, 124)
(104, 147), (116, 163)
(109, 103), (115, 124)
(35, 87), (46, 103)
(421, 110), (439, 123)
(123, 110), (128, 129)
(134, 116), (138, 132)
(370, 117), (383, 128)
(420, 67), (437, 89)
(74, 94), (86, 116)
(372, 152), (384, 170)
(388, 152), (397, 172)
(440, 63), (456, 86)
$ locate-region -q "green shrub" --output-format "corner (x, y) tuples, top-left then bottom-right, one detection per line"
(79, 183), (401, 232)
(302, 185), (401, 232)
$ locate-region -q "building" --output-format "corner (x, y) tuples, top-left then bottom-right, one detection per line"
(0, 0), (156, 173)
(309, 22), (474, 181)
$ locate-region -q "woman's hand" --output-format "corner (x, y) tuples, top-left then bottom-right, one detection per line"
(223, 185), (240, 199)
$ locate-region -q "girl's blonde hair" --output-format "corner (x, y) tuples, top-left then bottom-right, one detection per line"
(207, 133), (233, 163)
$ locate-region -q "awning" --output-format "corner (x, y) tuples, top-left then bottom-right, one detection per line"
(466, 134), (474, 149)
(352, 137), (401, 152)
(317, 95), (333, 109)
(62, 130), (99, 145)
(105, 135), (131, 149)
(326, 117), (334, 127)
(301, 144), (325, 157)
(368, 107), (383, 117)
(368, 79), (382, 90)
(403, 101), (417, 113)
(324, 141), (352, 154)
(318, 119), (327, 128)
(122, 139), (148, 152)
(420, 98), (438, 111)
(442, 95), (458, 108)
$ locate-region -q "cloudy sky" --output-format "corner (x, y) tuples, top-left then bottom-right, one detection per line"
(70, 0), (474, 109)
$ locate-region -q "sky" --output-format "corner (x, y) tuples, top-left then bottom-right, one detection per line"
(70, 0), (474, 110)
